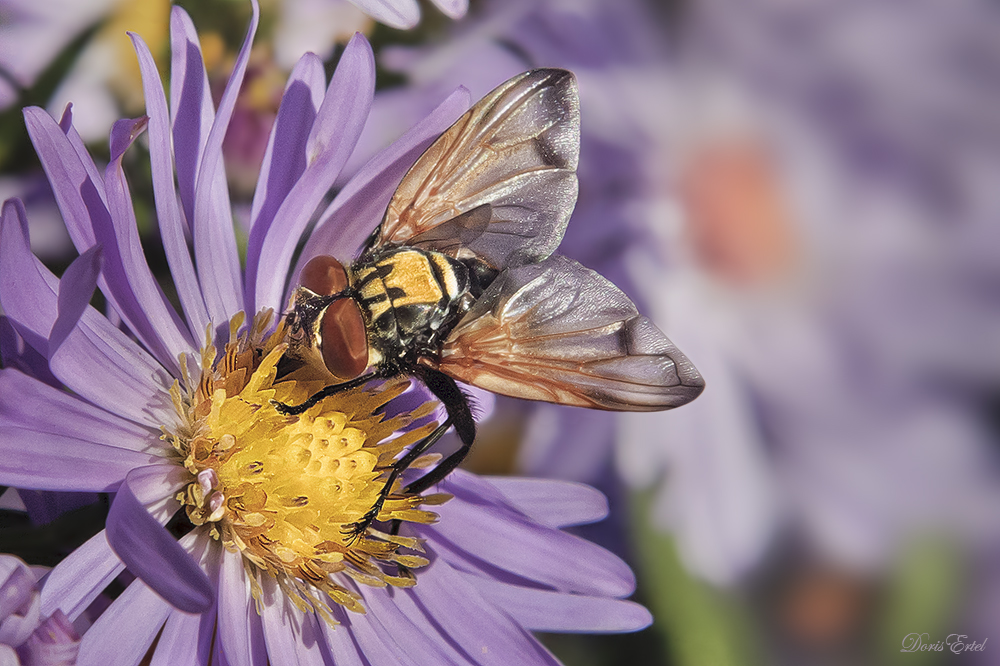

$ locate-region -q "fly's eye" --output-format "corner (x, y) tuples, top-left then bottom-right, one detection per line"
(320, 299), (369, 380)
(301, 255), (349, 296)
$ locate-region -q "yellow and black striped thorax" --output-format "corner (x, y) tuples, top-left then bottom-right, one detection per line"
(349, 247), (472, 364)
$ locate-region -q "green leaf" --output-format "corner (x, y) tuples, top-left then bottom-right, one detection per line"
(630, 488), (760, 666)
(878, 536), (965, 665)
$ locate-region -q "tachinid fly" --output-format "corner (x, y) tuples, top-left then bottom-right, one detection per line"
(275, 69), (705, 537)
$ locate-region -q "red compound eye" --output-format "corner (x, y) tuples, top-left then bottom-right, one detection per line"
(301, 255), (349, 296)
(320, 298), (369, 380)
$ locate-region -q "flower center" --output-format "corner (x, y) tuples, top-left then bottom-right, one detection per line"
(166, 312), (444, 621)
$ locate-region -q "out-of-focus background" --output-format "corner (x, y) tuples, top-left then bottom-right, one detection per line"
(2, 0), (998, 664)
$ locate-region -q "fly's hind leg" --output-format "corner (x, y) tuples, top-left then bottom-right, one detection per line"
(404, 367), (476, 495)
(351, 368), (477, 541)
(342, 417), (454, 542)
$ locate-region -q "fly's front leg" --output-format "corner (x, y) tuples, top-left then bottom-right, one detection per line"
(271, 371), (381, 415)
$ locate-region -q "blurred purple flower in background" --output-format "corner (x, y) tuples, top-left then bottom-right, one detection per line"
(0, 0), (171, 141)
(348, 0), (466, 30)
(0, 2), (651, 663)
(272, 0), (374, 70)
(0, 0), (121, 110)
(687, 0), (1000, 382)
(0, 555), (80, 666)
(0, 177), (71, 262)
(662, 0), (1000, 574)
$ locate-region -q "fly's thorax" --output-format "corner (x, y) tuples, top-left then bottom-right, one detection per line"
(350, 247), (471, 363)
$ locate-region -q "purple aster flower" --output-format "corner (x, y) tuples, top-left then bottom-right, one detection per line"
(685, 0), (1000, 386)
(0, 2), (651, 663)
(612, 0), (1000, 586)
(272, 0), (375, 70)
(0, 176), (73, 263)
(0, 0), (119, 110)
(349, 0), (466, 30)
(0, 554), (81, 666)
(0, 0), (170, 141)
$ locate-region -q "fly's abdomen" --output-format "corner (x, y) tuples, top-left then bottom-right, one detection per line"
(351, 248), (471, 361)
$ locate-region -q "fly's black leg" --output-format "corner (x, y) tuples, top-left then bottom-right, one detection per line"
(342, 417), (453, 542)
(404, 367), (476, 496)
(271, 371), (381, 415)
(348, 367), (477, 541)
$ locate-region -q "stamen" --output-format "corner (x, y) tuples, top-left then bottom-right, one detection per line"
(197, 468), (217, 495)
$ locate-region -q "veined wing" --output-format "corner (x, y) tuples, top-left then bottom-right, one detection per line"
(372, 69), (580, 271)
(434, 256), (704, 411)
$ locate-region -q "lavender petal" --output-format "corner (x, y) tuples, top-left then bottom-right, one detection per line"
(484, 476), (609, 528)
(103, 116), (193, 374)
(350, 0), (419, 29)
(47, 245), (100, 355)
(425, 471), (636, 598)
(0, 200), (175, 427)
(196, 537), (228, 664)
(253, 33), (374, 315)
(431, 0), (468, 20)
(295, 87), (469, 277)
(20, 109), (186, 379)
(218, 548), (266, 666)
(40, 531), (125, 621)
(0, 369), (158, 452)
(20, 609), (81, 666)
(0, 426), (156, 492)
(317, 609), (369, 666)
(0, 556), (36, 620)
(192, 0), (260, 324)
(75, 580), (171, 666)
(169, 6), (215, 229)
(125, 463), (187, 523)
(130, 31), (210, 339)
(24, 108), (179, 366)
(0, 317), (60, 387)
(148, 610), (205, 666)
(23, 106), (98, 252)
(400, 560), (561, 666)
(105, 467), (213, 614)
(258, 577), (329, 666)
(0, 573), (39, 651)
(148, 534), (220, 666)
(472, 577), (652, 633)
(244, 54), (326, 315)
(47, 326), (173, 429)
(57, 105), (107, 208)
(352, 584), (469, 665)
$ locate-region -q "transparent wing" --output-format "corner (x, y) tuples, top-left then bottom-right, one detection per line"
(373, 69), (580, 270)
(435, 256), (705, 411)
